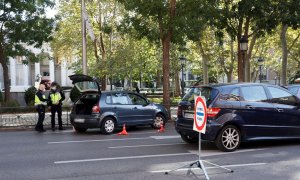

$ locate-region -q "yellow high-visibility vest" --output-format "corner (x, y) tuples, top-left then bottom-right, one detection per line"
(35, 95), (47, 106)
(50, 92), (62, 105)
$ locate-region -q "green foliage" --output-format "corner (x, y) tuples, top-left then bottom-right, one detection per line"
(70, 87), (81, 102)
(0, 0), (55, 102)
(2, 100), (20, 108)
(24, 86), (37, 106)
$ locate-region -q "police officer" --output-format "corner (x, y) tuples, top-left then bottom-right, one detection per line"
(35, 83), (48, 132)
(48, 82), (65, 131)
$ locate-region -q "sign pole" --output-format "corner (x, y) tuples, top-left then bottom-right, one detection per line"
(198, 133), (209, 180)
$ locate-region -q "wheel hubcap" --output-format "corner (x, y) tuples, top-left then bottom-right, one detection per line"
(154, 116), (163, 128)
(222, 128), (239, 150)
(105, 120), (114, 132)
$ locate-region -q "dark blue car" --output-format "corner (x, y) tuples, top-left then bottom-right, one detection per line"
(69, 74), (168, 134)
(175, 83), (300, 152)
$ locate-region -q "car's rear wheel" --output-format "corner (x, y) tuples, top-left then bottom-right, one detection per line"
(151, 114), (166, 129)
(74, 127), (87, 133)
(180, 134), (198, 144)
(215, 125), (241, 152)
(101, 117), (116, 135)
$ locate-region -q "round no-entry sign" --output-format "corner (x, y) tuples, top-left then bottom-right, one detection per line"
(193, 96), (207, 134)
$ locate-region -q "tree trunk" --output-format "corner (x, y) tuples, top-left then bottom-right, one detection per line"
(247, 33), (257, 82)
(243, 17), (250, 82)
(198, 42), (208, 85)
(280, 24), (288, 86)
(0, 43), (10, 102)
(159, 0), (176, 116)
(237, 18), (244, 82)
(175, 71), (180, 97)
(161, 36), (171, 114)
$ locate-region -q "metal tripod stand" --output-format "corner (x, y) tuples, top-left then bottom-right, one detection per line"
(165, 133), (234, 180)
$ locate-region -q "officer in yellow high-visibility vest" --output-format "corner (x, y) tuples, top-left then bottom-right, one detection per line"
(35, 83), (48, 132)
(48, 82), (65, 131)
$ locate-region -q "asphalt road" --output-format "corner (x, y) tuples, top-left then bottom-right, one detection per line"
(1, 123), (300, 180)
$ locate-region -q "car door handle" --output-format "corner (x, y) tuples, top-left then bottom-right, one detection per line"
(132, 107), (138, 110)
(113, 107), (117, 109)
(277, 108), (284, 112)
(245, 105), (254, 109)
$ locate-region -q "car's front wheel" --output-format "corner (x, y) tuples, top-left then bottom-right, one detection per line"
(151, 114), (166, 129)
(215, 125), (241, 152)
(74, 127), (87, 133)
(180, 134), (198, 144)
(101, 117), (116, 135)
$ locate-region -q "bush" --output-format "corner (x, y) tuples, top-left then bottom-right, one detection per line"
(24, 86), (37, 106)
(2, 99), (20, 107)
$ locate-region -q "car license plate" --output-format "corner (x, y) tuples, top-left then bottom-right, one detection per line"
(184, 113), (194, 119)
(74, 118), (85, 123)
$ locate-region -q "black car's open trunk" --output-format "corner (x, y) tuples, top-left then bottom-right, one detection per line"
(74, 94), (100, 115)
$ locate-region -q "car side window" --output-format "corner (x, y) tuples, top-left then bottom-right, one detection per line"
(268, 87), (297, 105)
(241, 86), (267, 102)
(111, 93), (129, 105)
(128, 94), (147, 105)
(288, 87), (299, 95)
(219, 88), (240, 101)
(105, 94), (112, 104)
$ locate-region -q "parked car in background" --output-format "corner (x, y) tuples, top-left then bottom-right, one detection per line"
(287, 84), (300, 98)
(175, 83), (300, 152)
(69, 75), (168, 134)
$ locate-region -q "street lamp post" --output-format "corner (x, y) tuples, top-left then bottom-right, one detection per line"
(240, 36), (248, 82)
(179, 56), (186, 98)
(257, 57), (264, 83)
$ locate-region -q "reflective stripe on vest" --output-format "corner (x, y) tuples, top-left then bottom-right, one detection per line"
(50, 92), (62, 105)
(35, 95), (46, 106)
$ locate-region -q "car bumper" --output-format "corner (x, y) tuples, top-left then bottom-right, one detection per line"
(175, 118), (222, 141)
(70, 114), (100, 128)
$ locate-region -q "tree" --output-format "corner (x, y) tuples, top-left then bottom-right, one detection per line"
(0, 1), (54, 102)
(117, 0), (176, 114)
(275, 0), (300, 85)
(206, 0), (278, 82)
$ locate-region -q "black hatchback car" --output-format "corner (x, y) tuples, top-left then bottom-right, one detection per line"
(175, 83), (300, 152)
(69, 75), (168, 134)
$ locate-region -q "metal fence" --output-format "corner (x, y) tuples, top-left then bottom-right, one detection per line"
(0, 106), (72, 128)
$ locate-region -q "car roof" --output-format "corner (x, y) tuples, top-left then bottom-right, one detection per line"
(191, 83), (279, 89)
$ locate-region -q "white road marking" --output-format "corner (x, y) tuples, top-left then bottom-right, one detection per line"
(54, 153), (193, 164)
(150, 162), (267, 173)
(48, 137), (152, 144)
(128, 132), (157, 135)
(188, 148), (266, 156)
(150, 135), (181, 140)
(108, 143), (186, 149)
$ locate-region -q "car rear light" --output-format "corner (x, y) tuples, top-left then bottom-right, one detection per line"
(207, 108), (220, 118)
(177, 105), (183, 117)
(92, 104), (100, 113)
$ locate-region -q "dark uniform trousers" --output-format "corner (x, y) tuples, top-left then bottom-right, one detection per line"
(51, 105), (62, 129)
(35, 105), (46, 131)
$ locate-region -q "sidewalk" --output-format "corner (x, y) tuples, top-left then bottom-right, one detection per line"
(0, 107), (178, 128)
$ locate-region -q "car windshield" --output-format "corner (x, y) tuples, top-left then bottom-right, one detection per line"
(182, 87), (218, 105)
(74, 81), (99, 92)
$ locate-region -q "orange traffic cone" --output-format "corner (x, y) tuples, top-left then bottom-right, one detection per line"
(118, 124), (128, 135)
(158, 122), (165, 133)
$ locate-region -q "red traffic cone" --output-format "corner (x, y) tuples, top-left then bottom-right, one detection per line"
(158, 122), (165, 133)
(118, 124), (128, 135)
